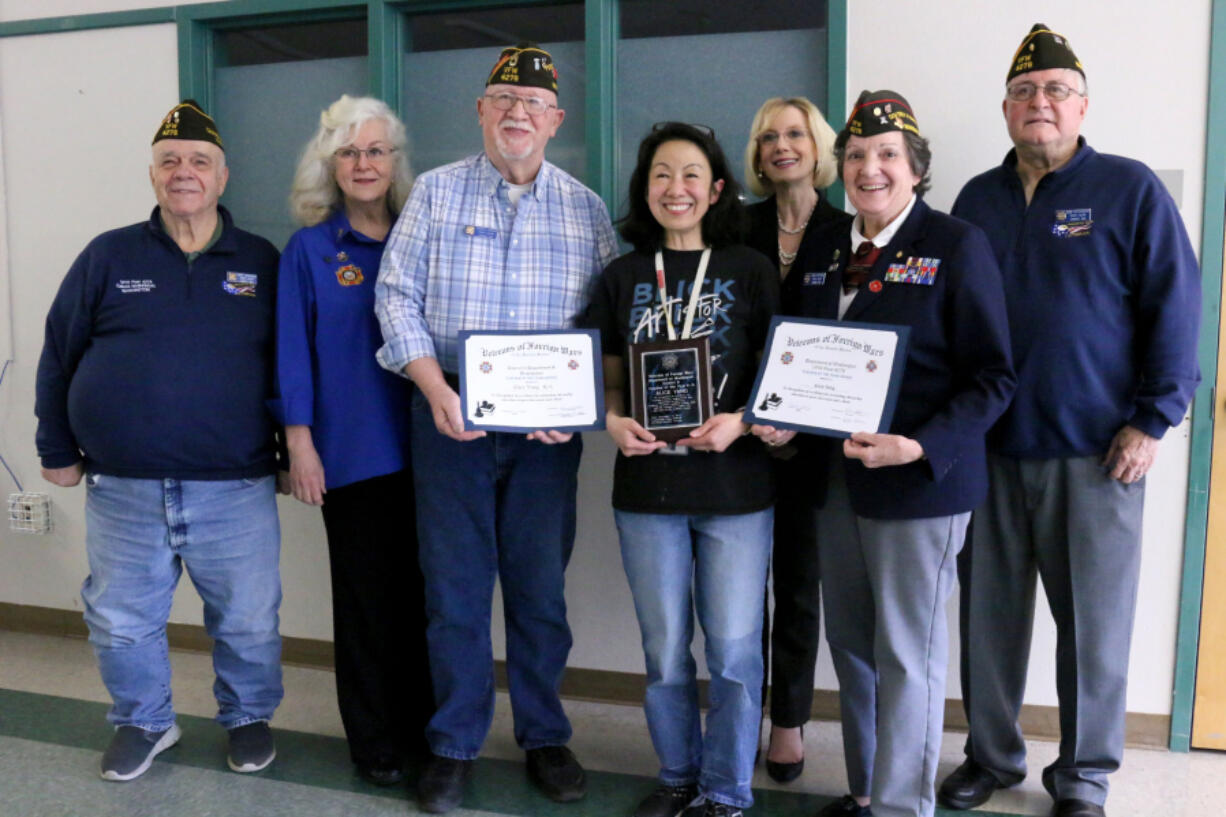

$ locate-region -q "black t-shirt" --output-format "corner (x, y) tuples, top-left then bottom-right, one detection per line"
(582, 245), (780, 514)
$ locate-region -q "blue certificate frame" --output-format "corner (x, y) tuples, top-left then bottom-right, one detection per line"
(743, 316), (910, 438)
(458, 328), (606, 433)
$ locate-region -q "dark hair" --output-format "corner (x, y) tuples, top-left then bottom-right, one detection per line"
(618, 122), (746, 253)
(833, 127), (932, 195)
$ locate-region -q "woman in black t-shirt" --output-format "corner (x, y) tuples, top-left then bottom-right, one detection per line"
(581, 123), (778, 817)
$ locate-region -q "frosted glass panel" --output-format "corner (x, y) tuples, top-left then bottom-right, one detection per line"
(615, 29), (826, 213)
(215, 56), (368, 250)
(402, 41), (585, 182)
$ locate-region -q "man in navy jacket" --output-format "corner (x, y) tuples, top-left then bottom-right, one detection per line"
(35, 101), (283, 783)
(937, 25), (1201, 817)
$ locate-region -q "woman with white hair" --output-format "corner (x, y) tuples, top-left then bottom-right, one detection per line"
(272, 94), (429, 786)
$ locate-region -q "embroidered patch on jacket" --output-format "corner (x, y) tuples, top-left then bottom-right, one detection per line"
(1051, 208), (1092, 237)
(883, 257), (940, 285)
(802, 271), (827, 286)
(222, 271), (257, 297)
(335, 264), (364, 286)
(463, 225), (497, 239)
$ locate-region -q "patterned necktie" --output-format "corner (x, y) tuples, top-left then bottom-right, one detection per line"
(843, 241), (881, 294)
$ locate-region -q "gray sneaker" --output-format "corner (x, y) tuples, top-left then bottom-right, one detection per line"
(226, 721), (276, 773)
(100, 723), (181, 781)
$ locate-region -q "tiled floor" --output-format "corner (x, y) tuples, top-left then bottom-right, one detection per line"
(0, 629), (1221, 816)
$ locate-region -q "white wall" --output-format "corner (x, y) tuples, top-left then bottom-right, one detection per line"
(0, 0), (1212, 720)
(846, 0), (1212, 715)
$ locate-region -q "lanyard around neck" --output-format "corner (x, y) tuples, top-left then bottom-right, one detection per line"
(653, 247), (711, 341)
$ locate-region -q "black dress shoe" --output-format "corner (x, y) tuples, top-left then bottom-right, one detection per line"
(815, 794), (872, 816)
(937, 759), (1006, 810)
(765, 725), (804, 783)
(526, 745), (586, 802)
(418, 755), (472, 814)
(357, 761), (404, 786)
(1052, 799), (1106, 817)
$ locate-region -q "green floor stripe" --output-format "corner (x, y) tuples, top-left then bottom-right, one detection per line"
(0, 688), (1027, 816)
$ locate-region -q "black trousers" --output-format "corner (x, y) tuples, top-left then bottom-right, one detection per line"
(320, 469), (433, 766)
(766, 488), (822, 728)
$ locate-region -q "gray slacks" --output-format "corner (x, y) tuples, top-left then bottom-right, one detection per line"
(966, 454), (1144, 805)
(820, 459), (969, 817)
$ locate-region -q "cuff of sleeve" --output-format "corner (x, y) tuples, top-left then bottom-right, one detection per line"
(40, 452), (82, 469)
(1127, 409), (1171, 440)
(376, 335), (436, 378)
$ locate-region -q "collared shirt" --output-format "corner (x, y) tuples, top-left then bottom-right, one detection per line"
(272, 209), (412, 489)
(840, 194), (917, 318)
(376, 153), (617, 374)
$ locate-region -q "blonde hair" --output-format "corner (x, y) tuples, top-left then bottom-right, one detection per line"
(289, 95), (414, 227)
(744, 96), (838, 197)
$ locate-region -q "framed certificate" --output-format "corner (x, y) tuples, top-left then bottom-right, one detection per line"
(458, 329), (605, 433)
(628, 336), (713, 444)
(743, 317), (909, 438)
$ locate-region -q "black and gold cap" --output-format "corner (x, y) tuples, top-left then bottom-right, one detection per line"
(1008, 23), (1084, 82)
(486, 42), (558, 93)
(845, 90), (921, 139)
(152, 99), (224, 150)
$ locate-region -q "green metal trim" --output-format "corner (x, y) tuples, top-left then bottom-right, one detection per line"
(825, 0), (847, 209)
(1171, 0), (1226, 753)
(0, 8), (175, 38)
(177, 0), (364, 24)
(368, 0), (402, 104)
(177, 15), (213, 108)
(585, 0), (617, 211)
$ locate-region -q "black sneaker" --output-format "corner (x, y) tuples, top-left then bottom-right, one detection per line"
(418, 755), (473, 814)
(635, 783), (700, 817)
(100, 724), (181, 781)
(526, 745), (587, 802)
(681, 798), (744, 817)
(226, 721), (276, 773)
(815, 794), (872, 816)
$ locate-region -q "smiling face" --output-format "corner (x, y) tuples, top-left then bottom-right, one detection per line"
(149, 139), (228, 220)
(334, 119), (394, 208)
(842, 131), (920, 236)
(646, 139), (724, 250)
(477, 83), (564, 179)
(1003, 67), (1087, 161)
(757, 104), (817, 189)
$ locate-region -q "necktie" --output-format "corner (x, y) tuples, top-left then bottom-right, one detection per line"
(843, 241), (881, 294)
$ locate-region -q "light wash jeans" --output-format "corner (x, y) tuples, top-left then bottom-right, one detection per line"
(615, 508), (772, 809)
(82, 473), (283, 731)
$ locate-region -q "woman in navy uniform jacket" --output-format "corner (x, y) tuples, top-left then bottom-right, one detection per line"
(760, 91), (1015, 817)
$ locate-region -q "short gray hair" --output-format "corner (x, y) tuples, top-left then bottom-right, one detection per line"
(289, 95), (413, 227)
(833, 128), (932, 196)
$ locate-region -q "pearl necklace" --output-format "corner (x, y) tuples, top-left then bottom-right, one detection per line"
(777, 200), (816, 236)
(778, 246), (799, 266)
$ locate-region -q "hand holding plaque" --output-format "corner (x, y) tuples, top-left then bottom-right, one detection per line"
(628, 336), (714, 444)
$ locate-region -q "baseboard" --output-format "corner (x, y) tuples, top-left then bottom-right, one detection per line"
(1, 601), (1169, 748)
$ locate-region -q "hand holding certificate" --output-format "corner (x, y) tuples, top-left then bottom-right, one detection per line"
(744, 317), (909, 438)
(458, 330), (605, 433)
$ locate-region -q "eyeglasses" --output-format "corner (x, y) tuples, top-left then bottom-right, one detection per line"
(483, 92), (557, 116)
(757, 127), (810, 146)
(334, 145), (398, 163)
(1005, 81), (1084, 102)
(651, 121), (716, 138)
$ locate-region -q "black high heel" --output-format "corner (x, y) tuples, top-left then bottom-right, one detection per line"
(764, 725), (804, 783)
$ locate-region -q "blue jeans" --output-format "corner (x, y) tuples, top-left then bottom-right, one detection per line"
(615, 509), (772, 809)
(411, 392), (580, 759)
(82, 474), (283, 731)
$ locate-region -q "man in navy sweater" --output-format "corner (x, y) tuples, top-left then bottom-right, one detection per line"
(937, 24), (1201, 817)
(35, 101), (284, 782)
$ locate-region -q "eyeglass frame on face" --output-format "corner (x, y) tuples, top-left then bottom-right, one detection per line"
(333, 145), (398, 163)
(757, 127), (811, 146)
(1005, 81), (1085, 103)
(483, 91), (557, 116)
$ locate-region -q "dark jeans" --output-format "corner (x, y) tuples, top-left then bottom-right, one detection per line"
(320, 470), (433, 766)
(411, 391), (580, 758)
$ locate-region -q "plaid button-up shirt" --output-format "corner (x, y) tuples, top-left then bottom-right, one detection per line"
(376, 153), (617, 375)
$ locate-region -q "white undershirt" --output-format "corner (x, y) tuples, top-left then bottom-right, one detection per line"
(506, 181), (533, 210)
(838, 193), (918, 320)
